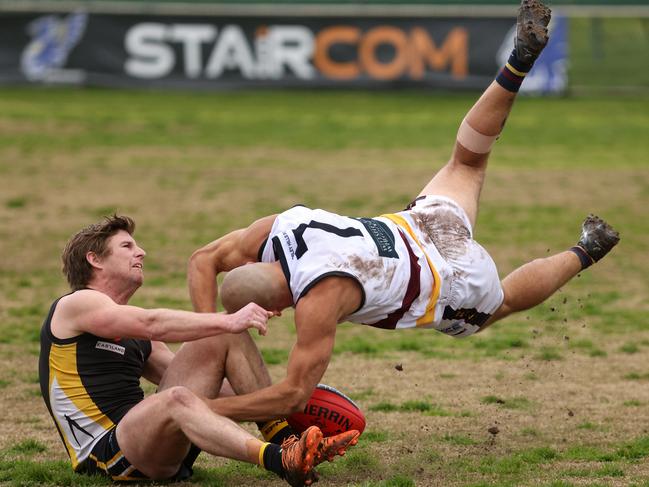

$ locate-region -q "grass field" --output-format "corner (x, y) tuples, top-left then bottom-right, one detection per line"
(0, 85), (648, 487)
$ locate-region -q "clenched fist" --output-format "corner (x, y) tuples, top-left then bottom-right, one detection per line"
(225, 302), (275, 335)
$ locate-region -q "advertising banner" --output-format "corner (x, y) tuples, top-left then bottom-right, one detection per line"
(0, 11), (567, 91)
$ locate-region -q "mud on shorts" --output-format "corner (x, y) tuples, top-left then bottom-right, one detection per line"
(83, 426), (201, 482)
(405, 195), (504, 337)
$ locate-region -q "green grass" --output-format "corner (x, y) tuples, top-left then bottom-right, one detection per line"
(535, 346), (564, 361)
(260, 348), (290, 365)
(360, 431), (389, 443)
(0, 460), (111, 486)
(6, 439), (47, 456)
(481, 396), (533, 410)
(623, 372), (649, 381)
(520, 428), (540, 437)
(369, 400), (454, 416)
(5, 197), (28, 209)
(1, 90), (648, 171)
(193, 461), (276, 485)
(442, 434), (477, 446)
(623, 400), (643, 407)
(570, 18), (649, 92)
(347, 475), (416, 487)
(1, 30), (649, 485)
(318, 448), (382, 476)
(619, 342), (640, 354)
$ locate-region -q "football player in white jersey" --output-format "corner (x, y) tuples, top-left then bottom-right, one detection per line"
(188, 0), (619, 426)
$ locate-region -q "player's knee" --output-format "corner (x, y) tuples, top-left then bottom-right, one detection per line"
(182, 333), (233, 358)
(451, 149), (489, 170)
(166, 386), (199, 410)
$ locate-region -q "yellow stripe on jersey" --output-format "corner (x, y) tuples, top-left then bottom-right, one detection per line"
(49, 344), (79, 468)
(381, 213), (441, 326)
(49, 342), (116, 468)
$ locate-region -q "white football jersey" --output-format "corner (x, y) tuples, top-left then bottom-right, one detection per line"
(259, 198), (503, 337)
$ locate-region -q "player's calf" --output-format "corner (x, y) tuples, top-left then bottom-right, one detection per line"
(570, 215), (620, 269)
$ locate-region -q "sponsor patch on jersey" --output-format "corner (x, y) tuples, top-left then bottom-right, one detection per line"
(357, 218), (399, 258)
(95, 341), (126, 355)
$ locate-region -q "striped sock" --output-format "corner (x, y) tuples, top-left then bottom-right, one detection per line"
(259, 442), (284, 477)
(256, 419), (295, 444)
(496, 49), (534, 92)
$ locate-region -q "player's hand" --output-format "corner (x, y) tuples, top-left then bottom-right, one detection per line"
(226, 302), (274, 335)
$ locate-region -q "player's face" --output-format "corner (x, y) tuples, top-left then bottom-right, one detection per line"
(102, 230), (146, 287)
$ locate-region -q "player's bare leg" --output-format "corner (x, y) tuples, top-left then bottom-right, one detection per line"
(158, 331), (271, 397)
(116, 387), (259, 478)
(117, 387), (327, 485)
(419, 0), (551, 228)
(158, 331), (298, 444)
(486, 215), (620, 326)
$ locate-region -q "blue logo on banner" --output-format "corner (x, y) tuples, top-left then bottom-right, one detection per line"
(21, 12), (88, 81)
(497, 15), (568, 95)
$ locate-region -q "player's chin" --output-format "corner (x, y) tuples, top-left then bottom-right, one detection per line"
(131, 272), (144, 287)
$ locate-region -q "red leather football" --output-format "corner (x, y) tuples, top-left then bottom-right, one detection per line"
(287, 384), (366, 436)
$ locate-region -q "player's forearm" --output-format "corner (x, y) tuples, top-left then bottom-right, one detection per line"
(209, 381), (308, 422)
(146, 309), (233, 342)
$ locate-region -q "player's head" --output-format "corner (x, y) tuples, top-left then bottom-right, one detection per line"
(62, 215), (139, 290)
(221, 262), (292, 313)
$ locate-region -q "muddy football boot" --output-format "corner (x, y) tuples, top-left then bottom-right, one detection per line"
(281, 426), (323, 487)
(515, 0), (552, 65)
(313, 430), (360, 466)
(575, 214), (620, 266)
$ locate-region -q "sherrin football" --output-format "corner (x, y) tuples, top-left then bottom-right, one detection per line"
(287, 384), (366, 436)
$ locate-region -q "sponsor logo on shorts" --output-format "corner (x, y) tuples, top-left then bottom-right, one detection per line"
(95, 341), (126, 355)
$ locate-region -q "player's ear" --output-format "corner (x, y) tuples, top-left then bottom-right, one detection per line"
(86, 251), (103, 270)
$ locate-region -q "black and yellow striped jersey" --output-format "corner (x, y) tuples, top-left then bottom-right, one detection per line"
(38, 293), (152, 470)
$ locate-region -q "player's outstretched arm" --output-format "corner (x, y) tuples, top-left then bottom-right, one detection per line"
(207, 300), (338, 421)
(188, 215), (277, 312)
(54, 290), (272, 341)
(208, 277), (359, 421)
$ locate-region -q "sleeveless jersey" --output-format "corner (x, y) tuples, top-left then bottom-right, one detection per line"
(39, 294), (152, 470)
(259, 203), (503, 336)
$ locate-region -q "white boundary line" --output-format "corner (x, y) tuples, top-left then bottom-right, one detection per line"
(1, 1), (648, 18)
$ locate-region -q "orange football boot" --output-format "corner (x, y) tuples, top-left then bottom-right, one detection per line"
(314, 429), (361, 466)
(280, 426), (323, 487)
